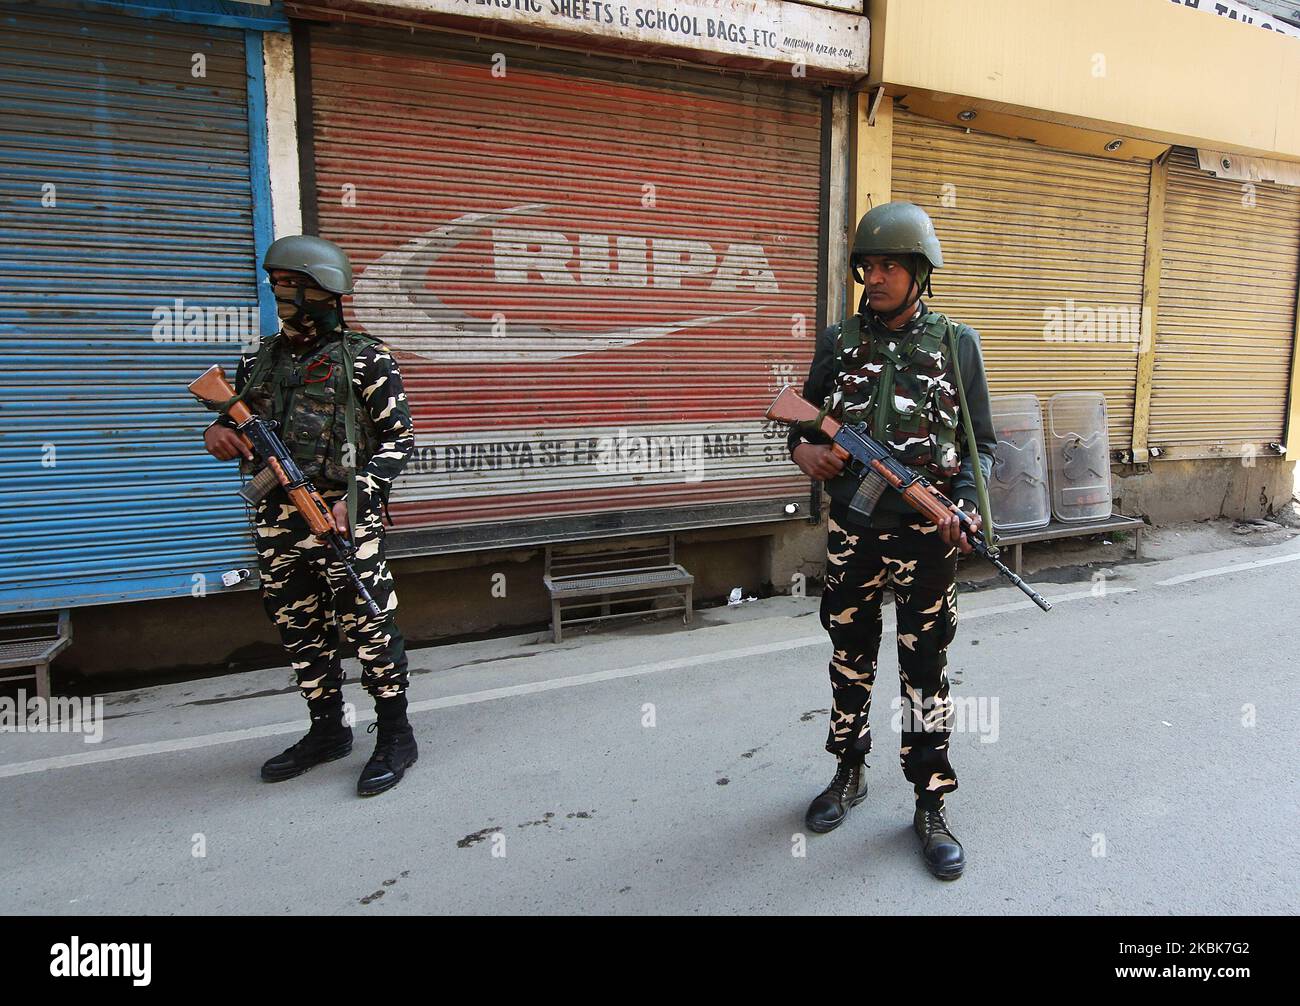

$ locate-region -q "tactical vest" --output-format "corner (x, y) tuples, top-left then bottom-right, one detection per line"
(239, 329), (380, 489)
(829, 310), (962, 478)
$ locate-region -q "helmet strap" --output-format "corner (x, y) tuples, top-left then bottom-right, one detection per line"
(875, 286), (921, 324)
(853, 253), (933, 324)
(867, 256), (925, 324)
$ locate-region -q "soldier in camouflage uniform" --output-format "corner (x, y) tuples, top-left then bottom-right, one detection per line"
(203, 235), (418, 797)
(788, 203), (996, 879)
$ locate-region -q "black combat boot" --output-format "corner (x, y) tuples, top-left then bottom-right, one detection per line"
(913, 802), (965, 880)
(804, 755), (868, 833)
(357, 694), (418, 797)
(260, 696), (353, 783)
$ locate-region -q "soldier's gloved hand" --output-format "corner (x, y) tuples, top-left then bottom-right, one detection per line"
(204, 424), (252, 462)
(940, 499), (980, 554)
(331, 500), (350, 540)
(792, 442), (846, 481)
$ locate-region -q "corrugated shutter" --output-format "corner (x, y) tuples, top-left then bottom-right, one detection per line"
(1149, 147), (1300, 453)
(305, 26), (823, 536)
(0, 4), (264, 612)
(891, 110), (1152, 449)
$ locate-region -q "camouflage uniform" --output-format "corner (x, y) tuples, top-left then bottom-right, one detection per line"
(254, 486), (405, 702)
(224, 327), (415, 705)
(821, 514), (959, 798)
(790, 300), (995, 804)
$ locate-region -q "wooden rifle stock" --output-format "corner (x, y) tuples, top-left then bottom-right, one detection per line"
(188, 365), (339, 538)
(189, 365), (254, 427)
(766, 386), (842, 441)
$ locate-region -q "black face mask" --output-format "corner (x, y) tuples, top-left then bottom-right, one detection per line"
(273, 285), (342, 341)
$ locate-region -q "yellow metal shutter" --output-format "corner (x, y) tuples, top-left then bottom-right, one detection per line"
(891, 110), (1151, 449)
(1148, 148), (1300, 456)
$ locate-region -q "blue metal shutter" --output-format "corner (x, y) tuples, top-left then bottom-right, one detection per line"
(0, 4), (269, 612)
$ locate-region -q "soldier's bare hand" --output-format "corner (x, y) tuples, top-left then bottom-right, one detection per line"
(792, 443), (845, 481)
(331, 500), (350, 539)
(940, 503), (980, 554)
(204, 425), (252, 462)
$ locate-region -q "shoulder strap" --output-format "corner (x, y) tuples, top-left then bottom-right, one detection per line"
(943, 321), (997, 547)
(245, 334), (279, 389)
(340, 332), (373, 533)
(344, 329), (381, 351)
(201, 335), (280, 416)
(919, 312), (948, 354)
(339, 330), (387, 530)
(837, 314), (861, 352)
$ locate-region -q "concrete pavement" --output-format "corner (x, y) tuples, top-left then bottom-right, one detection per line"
(1, 528), (1297, 915)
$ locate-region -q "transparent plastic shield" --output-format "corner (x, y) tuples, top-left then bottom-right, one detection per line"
(989, 394), (1051, 531)
(1047, 392), (1112, 522)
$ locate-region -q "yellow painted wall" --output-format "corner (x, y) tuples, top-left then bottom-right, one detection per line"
(872, 0), (1300, 162)
(850, 93), (892, 310)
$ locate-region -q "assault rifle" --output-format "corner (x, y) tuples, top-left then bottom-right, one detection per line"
(767, 386), (1051, 612)
(189, 365), (383, 620)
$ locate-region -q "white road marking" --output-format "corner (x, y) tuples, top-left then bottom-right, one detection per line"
(0, 721), (328, 779)
(963, 587), (1136, 618)
(0, 581), (1187, 779)
(1156, 550), (1300, 586)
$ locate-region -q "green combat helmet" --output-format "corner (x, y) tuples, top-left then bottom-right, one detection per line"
(263, 234), (354, 294)
(852, 201), (943, 269)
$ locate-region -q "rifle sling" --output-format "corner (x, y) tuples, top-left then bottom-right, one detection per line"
(944, 322), (997, 548)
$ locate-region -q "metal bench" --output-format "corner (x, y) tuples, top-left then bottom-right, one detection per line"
(543, 537), (694, 643)
(989, 513), (1145, 575)
(0, 610), (71, 699)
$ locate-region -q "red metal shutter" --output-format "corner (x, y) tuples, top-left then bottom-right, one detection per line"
(305, 26), (824, 542)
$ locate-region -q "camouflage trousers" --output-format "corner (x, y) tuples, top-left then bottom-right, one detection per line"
(255, 491), (408, 704)
(820, 514), (960, 802)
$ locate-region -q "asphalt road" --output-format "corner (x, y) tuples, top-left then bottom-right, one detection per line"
(2, 535), (1297, 915)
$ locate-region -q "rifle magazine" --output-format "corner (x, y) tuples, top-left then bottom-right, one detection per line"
(848, 469), (889, 521)
(238, 465), (281, 505)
